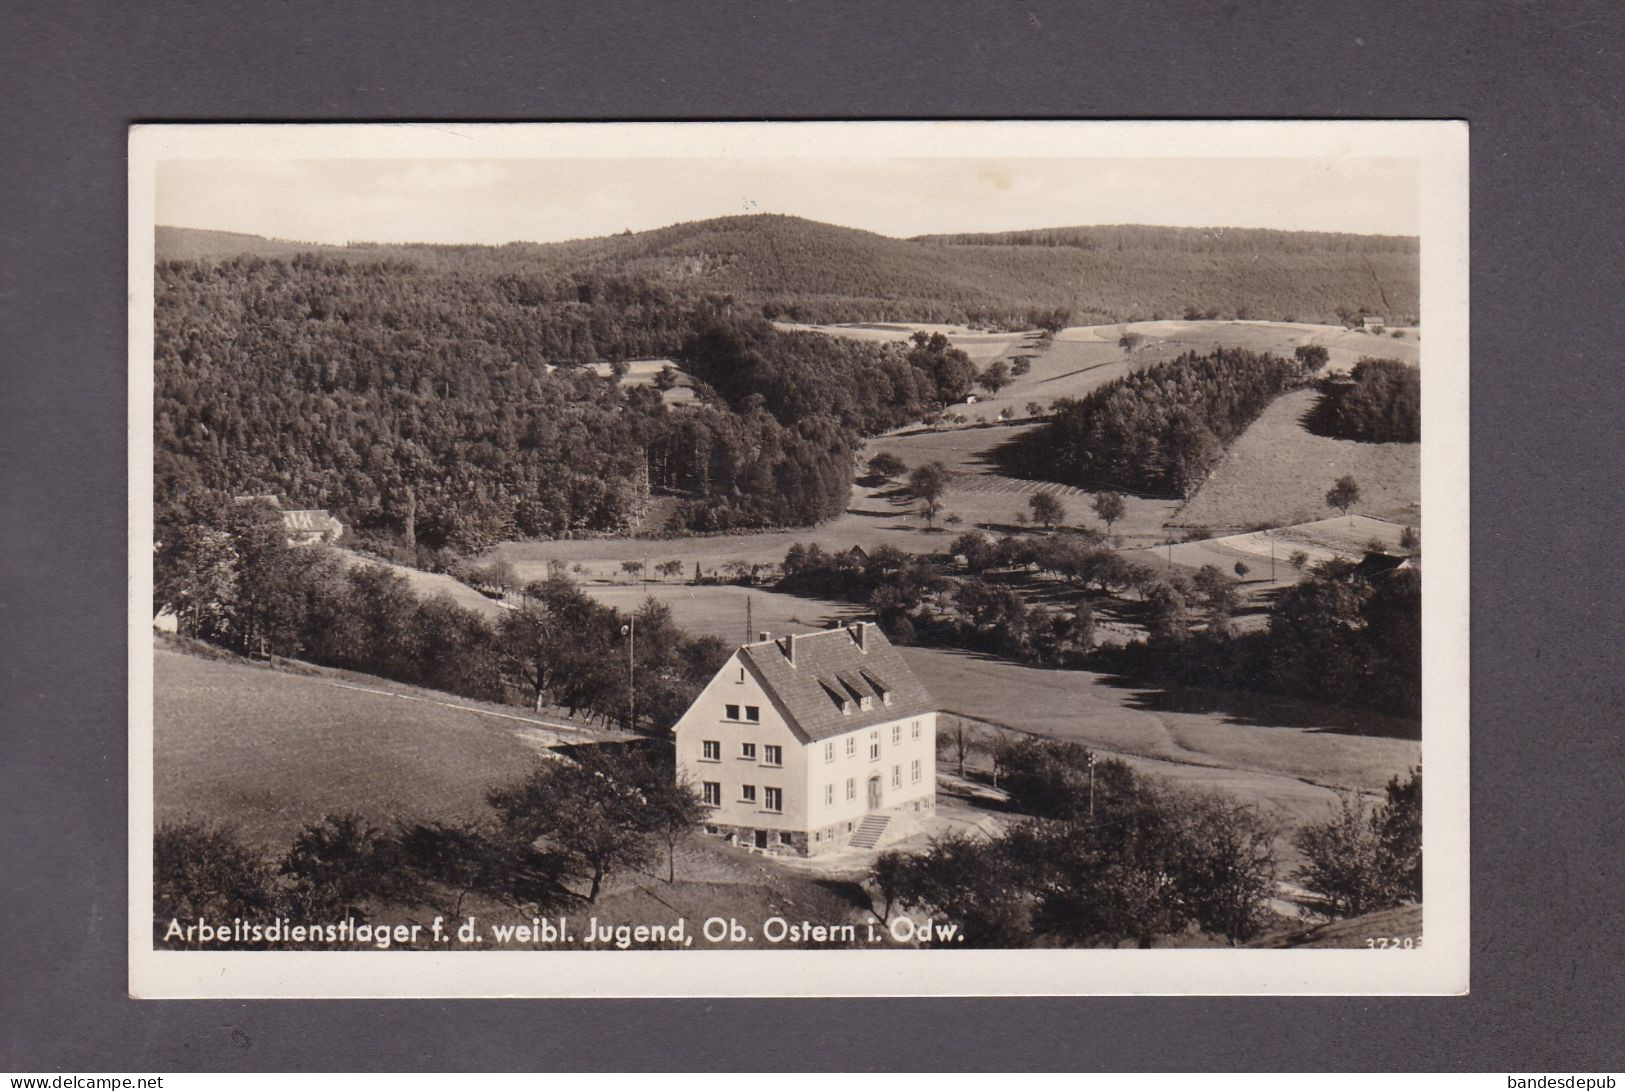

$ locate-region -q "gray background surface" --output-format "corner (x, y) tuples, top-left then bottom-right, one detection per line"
(2, 0), (1622, 1072)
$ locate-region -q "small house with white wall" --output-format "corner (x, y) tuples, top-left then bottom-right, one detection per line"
(672, 622), (937, 855)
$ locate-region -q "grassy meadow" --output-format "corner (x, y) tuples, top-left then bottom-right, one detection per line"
(1174, 387), (1421, 530)
(153, 642), (584, 849)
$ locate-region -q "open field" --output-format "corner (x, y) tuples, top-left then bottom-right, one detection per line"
(580, 582), (862, 642)
(153, 642), (599, 849)
(1124, 514), (1412, 587)
(906, 648), (1419, 869)
(906, 647), (1419, 791)
(905, 320), (1418, 427)
(771, 321), (1037, 362)
(864, 422), (1182, 547)
(1174, 387), (1421, 530)
(587, 357), (696, 404)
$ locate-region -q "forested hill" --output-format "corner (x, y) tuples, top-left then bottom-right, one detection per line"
(910, 223), (1418, 254)
(153, 250), (980, 558)
(157, 214), (1419, 326)
(155, 226), (341, 261)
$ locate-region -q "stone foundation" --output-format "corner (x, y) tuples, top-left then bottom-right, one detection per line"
(706, 794), (937, 857)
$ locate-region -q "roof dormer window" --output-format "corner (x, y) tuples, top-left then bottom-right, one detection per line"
(820, 680), (852, 715)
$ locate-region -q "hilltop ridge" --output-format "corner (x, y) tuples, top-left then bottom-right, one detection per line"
(157, 212), (1419, 326)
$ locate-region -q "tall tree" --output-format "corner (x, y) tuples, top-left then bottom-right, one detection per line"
(907, 461), (951, 528)
(1091, 490), (1126, 533)
(1027, 491), (1066, 531)
(1326, 475), (1362, 523)
(486, 748), (662, 903)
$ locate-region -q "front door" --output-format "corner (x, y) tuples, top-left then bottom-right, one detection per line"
(867, 775), (882, 810)
(754, 829), (768, 849)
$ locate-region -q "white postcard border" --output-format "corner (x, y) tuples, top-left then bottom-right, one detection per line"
(128, 120), (1468, 998)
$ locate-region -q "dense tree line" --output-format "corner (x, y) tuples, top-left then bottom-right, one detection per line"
(155, 746), (707, 948)
(159, 213), (1421, 330)
(155, 253), (957, 547)
(1306, 357), (1422, 443)
(1002, 348), (1307, 497)
(873, 738), (1280, 947)
(679, 321), (977, 433)
(780, 541), (1098, 666)
(1097, 557), (1422, 720)
(781, 533), (1419, 720)
(155, 495), (727, 726)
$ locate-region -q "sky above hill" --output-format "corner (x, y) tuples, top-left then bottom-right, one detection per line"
(156, 156), (1419, 245)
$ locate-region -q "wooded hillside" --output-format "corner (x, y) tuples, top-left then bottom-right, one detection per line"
(154, 256), (978, 553)
(158, 214), (1420, 327)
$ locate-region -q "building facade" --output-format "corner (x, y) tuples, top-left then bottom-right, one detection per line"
(672, 622), (937, 856)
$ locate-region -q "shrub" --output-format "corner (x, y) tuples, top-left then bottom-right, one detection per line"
(1294, 769), (1422, 918)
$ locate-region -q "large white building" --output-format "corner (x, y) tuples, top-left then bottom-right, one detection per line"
(672, 622), (937, 856)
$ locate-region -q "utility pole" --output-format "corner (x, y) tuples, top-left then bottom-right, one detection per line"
(745, 594), (753, 645)
(1269, 530), (1276, 582)
(621, 617), (636, 733)
(1087, 750), (1097, 819)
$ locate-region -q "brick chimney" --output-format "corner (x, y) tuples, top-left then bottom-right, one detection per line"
(848, 621), (868, 651)
(757, 631), (771, 643)
(779, 633), (799, 665)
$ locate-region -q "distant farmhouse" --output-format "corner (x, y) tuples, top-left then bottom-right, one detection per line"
(232, 495), (344, 546)
(672, 622), (937, 856)
(1361, 315), (1387, 331)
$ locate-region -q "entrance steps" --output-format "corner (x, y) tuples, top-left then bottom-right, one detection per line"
(849, 814), (891, 849)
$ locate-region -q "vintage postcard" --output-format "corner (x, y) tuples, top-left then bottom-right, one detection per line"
(129, 120), (1468, 997)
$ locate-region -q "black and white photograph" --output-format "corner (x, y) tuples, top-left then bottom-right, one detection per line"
(128, 121), (1468, 997)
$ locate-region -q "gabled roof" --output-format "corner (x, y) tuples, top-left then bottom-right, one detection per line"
(737, 623), (935, 743)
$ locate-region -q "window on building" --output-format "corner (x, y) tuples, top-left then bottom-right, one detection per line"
(724, 704), (740, 721)
(845, 737), (856, 758)
(738, 667), (746, 684)
(740, 784), (756, 803)
(740, 742), (756, 760)
(825, 783), (834, 806)
(912, 720), (921, 739)
(763, 744), (782, 766)
(892, 724), (901, 745)
(745, 705), (760, 722)
(702, 782), (721, 806)
(778, 832), (793, 846)
(892, 765), (901, 788)
(845, 778), (855, 800)
(763, 787), (783, 812)
(869, 739), (880, 761)
(824, 741), (834, 763)
(701, 740), (720, 761)
(912, 758), (921, 783)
